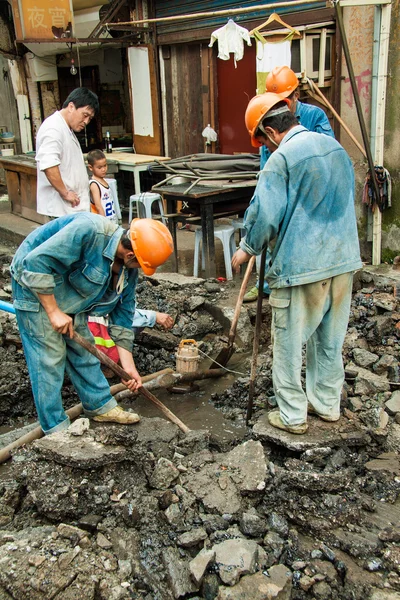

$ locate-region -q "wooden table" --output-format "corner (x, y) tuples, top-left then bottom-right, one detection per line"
(154, 180), (256, 278)
(107, 153), (170, 194)
(0, 154), (43, 223)
(0, 153), (171, 225)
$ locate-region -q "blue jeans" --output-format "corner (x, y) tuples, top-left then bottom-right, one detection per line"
(269, 272), (353, 425)
(12, 280), (117, 434)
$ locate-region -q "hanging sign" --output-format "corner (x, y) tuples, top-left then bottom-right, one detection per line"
(16, 0), (73, 40)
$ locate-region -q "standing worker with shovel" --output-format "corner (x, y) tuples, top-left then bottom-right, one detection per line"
(10, 214), (173, 435)
(232, 92), (362, 434)
(243, 66), (335, 303)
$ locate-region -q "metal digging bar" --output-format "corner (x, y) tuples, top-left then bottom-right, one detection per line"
(334, 0), (380, 206)
(246, 248), (268, 425)
(72, 331), (190, 434)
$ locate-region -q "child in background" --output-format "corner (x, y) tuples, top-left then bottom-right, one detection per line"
(87, 149), (118, 222)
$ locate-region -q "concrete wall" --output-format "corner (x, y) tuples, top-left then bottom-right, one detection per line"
(381, 1), (400, 259)
(341, 5), (400, 261)
(0, 54), (22, 184)
(340, 6), (374, 261)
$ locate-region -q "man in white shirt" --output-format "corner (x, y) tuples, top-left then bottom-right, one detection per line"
(36, 87), (99, 218)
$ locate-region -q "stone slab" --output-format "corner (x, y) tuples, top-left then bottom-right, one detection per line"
(253, 412), (369, 452)
(33, 431), (127, 468)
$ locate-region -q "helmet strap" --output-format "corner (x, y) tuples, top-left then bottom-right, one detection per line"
(258, 123), (280, 147)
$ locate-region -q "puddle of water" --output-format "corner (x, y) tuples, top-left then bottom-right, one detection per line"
(122, 369), (247, 443)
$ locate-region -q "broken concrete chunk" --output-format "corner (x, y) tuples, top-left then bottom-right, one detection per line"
(213, 538), (261, 586)
(162, 547), (199, 598)
(352, 348), (379, 368)
(58, 546), (81, 570)
(268, 513), (289, 538)
(217, 565), (292, 600)
(354, 368), (391, 395)
(300, 447), (332, 462)
(373, 354), (399, 375)
(219, 440), (268, 493)
(68, 418), (90, 436)
(379, 526), (400, 543)
(365, 452), (400, 475)
(57, 523), (87, 543)
(149, 457), (180, 490)
(385, 391), (400, 415)
(97, 532), (113, 549)
(189, 548), (215, 586)
(33, 431), (127, 468)
(164, 502), (183, 526)
(239, 511), (267, 538)
(177, 528), (207, 548)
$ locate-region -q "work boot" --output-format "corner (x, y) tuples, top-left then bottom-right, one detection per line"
(307, 403), (340, 422)
(268, 410), (308, 434)
(243, 286), (267, 303)
(92, 405), (140, 424)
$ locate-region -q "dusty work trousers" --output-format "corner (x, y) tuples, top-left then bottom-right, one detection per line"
(269, 272), (353, 426)
(12, 284), (117, 435)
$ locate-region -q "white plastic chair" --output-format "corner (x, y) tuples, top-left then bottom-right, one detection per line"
(128, 192), (166, 225)
(193, 224), (236, 280)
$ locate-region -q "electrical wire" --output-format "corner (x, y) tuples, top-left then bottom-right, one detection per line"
(196, 347), (245, 376)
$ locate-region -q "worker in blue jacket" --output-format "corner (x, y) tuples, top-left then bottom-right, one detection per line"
(244, 66), (335, 303)
(232, 92), (361, 434)
(10, 214), (173, 435)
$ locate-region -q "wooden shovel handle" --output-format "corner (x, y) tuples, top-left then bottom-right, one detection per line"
(72, 331), (190, 434)
(228, 255), (256, 344)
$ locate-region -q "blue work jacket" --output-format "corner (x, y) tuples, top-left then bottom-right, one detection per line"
(260, 100), (335, 169)
(241, 125), (362, 288)
(10, 213), (138, 350)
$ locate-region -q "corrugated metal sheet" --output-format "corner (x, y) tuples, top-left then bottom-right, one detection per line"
(155, 0), (325, 37)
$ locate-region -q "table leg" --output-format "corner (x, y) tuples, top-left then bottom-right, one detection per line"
(166, 197), (178, 272)
(201, 203), (216, 278)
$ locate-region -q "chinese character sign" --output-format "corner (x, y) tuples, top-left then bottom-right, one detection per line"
(18, 0), (73, 40)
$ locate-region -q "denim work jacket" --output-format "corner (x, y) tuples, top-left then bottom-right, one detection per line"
(241, 125), (362, 288)
(11, 213), (138, 351)
(260, 101), (335, 169)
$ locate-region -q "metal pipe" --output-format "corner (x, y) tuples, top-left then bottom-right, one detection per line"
(0, 300), (15, 314)
(110, 0), (324, 27)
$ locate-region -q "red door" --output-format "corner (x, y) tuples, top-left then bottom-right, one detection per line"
(216, 44), (257, 154)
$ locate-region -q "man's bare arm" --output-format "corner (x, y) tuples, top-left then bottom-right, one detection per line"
(44, 166), (80, 207)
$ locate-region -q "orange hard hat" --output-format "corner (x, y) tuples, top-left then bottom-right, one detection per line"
(129, 218), (173, 276)
(265, 66), (299, 97)
(244, 92), (287, 147)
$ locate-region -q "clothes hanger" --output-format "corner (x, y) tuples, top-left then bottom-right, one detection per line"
(250, 13), (300, 41)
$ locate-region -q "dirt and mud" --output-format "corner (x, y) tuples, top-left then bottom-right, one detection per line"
(0, 241), (400, 600)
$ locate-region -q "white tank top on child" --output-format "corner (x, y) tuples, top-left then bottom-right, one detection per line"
(89, 179), (117, 222)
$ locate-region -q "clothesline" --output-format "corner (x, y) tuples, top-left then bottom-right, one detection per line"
(107, 0), (324, 28)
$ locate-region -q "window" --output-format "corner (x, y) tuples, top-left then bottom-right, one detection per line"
(290, 30), (334, 80)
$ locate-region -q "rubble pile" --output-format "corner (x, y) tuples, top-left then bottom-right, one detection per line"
(0, 247), (232, 424)
(1, 239), (400, 599)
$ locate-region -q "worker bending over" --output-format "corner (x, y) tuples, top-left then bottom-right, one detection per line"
(10, 215), (173, 435)
(232, 92), (361, 434)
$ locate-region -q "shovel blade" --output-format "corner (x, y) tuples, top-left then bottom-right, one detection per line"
(209, 344), (234, 370)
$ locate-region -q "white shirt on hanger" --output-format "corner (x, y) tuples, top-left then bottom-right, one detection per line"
(209, 19), (252, 67)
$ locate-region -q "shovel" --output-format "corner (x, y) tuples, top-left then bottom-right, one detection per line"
(210, 255), (256, 369)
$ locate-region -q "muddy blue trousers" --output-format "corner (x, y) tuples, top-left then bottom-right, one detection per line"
(13, 296), (117, 435)
(269, 272), (353, 426)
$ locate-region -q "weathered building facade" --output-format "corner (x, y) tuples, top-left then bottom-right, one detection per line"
(0, 0), (398, 260)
